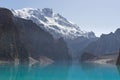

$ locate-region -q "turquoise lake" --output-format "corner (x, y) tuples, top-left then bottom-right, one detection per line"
(0, 63), (120, 80)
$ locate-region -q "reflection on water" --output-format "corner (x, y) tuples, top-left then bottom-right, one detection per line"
(80, 62), (99, 71)
(0, 63), (70, 80)
(0, 63), (120, 80)
(116, 65), (120, 74)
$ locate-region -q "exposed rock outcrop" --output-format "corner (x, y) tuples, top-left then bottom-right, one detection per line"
(116, 49), (120, 65)
(0, 8), (28, 64)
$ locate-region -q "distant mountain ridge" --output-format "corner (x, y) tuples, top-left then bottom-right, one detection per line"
(84, 28), (120, 55)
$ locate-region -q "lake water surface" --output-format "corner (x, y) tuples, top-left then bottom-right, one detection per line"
(0, 63), (120, 80)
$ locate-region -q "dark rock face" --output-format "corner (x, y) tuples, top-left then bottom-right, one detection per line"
(42, 8), (53, 17)
(116, 50), (120, 65)
(0, 8), (71, 63)
(14, 18), (71, 62)
(0, 8), (29, 63)
(80, 52), (97, 62)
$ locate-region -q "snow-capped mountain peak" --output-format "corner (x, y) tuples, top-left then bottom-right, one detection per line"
(12, 8), (96, 39)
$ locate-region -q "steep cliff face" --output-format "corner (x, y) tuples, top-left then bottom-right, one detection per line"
(116, 50), (120, 65)
(0, 8), (29, 63)
(0, 8), (71, 64)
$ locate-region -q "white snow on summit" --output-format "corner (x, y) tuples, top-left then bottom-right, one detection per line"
(12, 8), (96, 39)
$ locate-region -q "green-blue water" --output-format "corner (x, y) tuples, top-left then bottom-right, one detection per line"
(0, 63), (120, 80)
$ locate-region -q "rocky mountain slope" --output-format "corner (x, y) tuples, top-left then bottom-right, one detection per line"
(84, 28), (120, 55)
(12, 8), (97, 57)
(0, 8), (71, 64)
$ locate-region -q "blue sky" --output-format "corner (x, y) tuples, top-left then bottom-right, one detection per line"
(0, 0), (120, 37)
